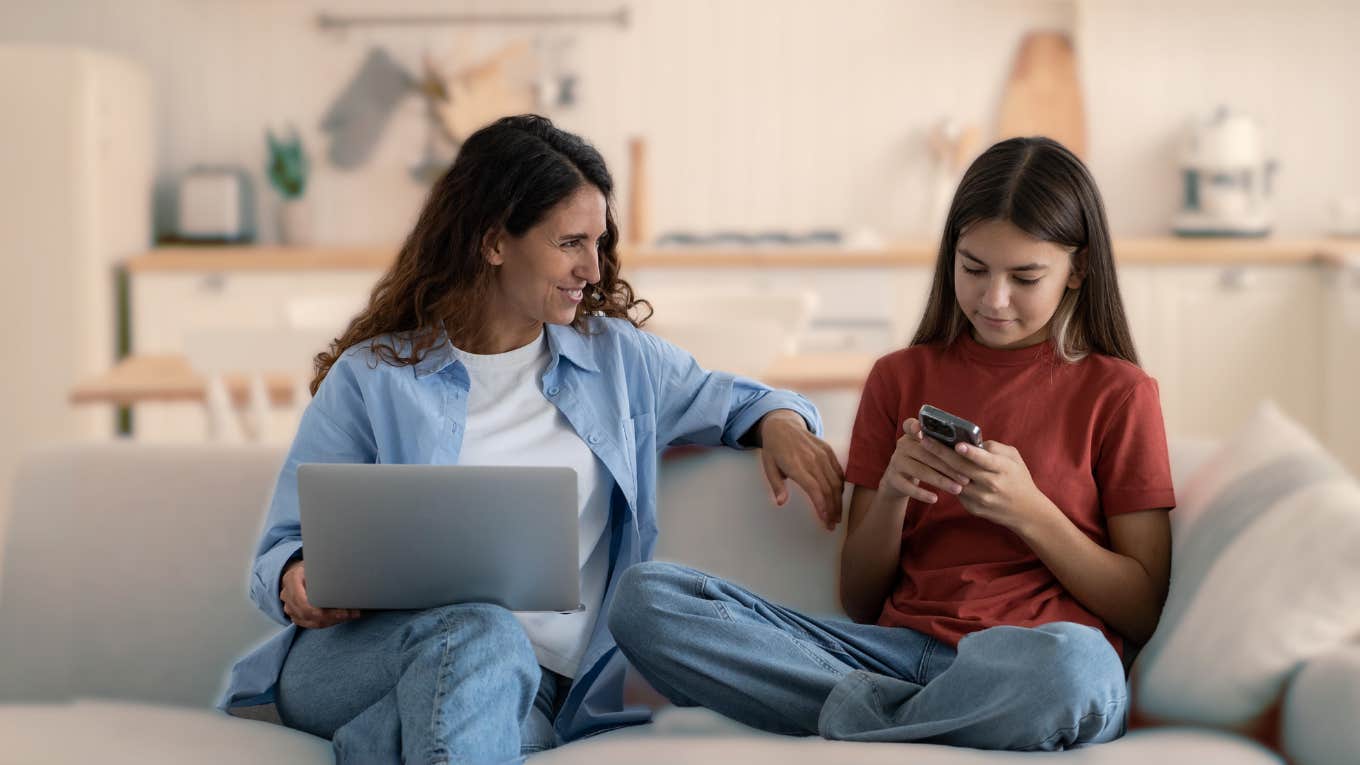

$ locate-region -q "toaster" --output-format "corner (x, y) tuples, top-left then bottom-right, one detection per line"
(177, 166), (255, 241)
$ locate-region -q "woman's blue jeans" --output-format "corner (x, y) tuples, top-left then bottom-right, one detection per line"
(608, 561), (1128, 751)
(276, 602), (564, 765)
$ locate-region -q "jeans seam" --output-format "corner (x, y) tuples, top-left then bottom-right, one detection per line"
(694, 571), (711, 599)
(788, 633), (844, 673)
(427, 608), (455, 763)
(1023, 695), (1127, 751)
(698, 573), (737, 623)
(914, 637), (936, 685)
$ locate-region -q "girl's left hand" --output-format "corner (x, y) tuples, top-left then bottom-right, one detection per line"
(918, 436), (1057, 534)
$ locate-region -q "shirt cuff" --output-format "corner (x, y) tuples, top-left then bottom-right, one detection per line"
(251, 539), (303, 626)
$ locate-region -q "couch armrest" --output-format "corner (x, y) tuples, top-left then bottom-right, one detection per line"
(1282, 641), (1360, 765)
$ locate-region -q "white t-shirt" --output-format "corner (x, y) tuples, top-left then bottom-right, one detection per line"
(451, 331), (611, 678)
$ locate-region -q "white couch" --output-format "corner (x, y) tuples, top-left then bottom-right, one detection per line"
(0, 440), (1344, 764)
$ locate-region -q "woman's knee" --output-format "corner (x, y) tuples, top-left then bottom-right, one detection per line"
(402, 603), (537, 671)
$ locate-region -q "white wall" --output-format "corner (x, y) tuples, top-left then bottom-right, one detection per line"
(1079, 0), (1360, 237)
(2, 0), (1356, 244)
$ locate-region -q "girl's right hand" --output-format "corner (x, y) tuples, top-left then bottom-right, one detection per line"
(877, 418), (972, 504)
(280, 560), (362, 629)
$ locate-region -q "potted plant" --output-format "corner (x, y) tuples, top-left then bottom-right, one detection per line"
(267, 126), (311, 245)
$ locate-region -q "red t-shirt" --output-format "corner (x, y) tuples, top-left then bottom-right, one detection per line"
(845, 331), (1176, 658)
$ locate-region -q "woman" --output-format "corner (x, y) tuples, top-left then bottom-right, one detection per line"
(219, 115), (844, 764)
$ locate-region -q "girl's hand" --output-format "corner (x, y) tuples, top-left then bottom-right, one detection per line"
(757, 410), (845, 531)
(280, 560), (362, 629)
(878, 418), (974, 505)
(917, 436), (1058, 533)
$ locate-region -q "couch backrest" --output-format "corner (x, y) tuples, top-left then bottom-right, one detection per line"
(0, 444), (287, 707)
(654, 447), (845, 617)
(0, 438), (1213, 707)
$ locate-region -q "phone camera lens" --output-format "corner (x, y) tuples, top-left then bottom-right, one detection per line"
(923, 414), (953, 438)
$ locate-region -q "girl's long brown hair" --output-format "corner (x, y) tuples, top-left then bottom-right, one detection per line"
(310, 114), (649, 394)
(911, 136), (1139, 366)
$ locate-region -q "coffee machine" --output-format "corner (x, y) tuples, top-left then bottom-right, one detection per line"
(1173, 107), (1276, 237)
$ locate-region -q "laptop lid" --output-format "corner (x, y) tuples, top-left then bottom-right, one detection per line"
(297, 463), (580, 612)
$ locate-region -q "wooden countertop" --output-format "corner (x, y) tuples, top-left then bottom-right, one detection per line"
(122, 238), (1360, 273)
(70, 351), (877, 407)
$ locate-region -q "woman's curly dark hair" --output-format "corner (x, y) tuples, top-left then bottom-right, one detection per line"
(310, 114), (649, 394)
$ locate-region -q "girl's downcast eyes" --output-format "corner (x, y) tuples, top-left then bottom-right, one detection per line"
(961, 266), (1040, 286)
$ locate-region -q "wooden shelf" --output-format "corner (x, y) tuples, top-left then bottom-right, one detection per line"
(71, 351), (877, 407)
(123, 245), (400, 272)
(123, 238), (1360, 273)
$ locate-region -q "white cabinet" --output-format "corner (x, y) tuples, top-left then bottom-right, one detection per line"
(1144, 264), (1323, 440)
(132, 270), (382, 353)
(628, 266), (931, 355)
(1114, 265), (1160, 373)
(129, 268), (381, 442)
(1322, 259), (1360, 473)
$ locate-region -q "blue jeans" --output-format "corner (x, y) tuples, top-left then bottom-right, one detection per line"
(608, 561), (1128, 751)
(276, 603), (566, 765)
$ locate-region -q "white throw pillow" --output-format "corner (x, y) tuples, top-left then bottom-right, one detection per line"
(1130, 400), (1360, 732)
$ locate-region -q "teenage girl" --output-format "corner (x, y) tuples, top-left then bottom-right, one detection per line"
(608, 136), (1175, 752)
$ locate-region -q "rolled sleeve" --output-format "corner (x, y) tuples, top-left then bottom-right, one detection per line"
(721, 378), (822, 446)
(248, 359), (377, 625)
(641, 329), (822, 448)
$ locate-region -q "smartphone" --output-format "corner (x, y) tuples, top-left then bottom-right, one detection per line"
(918, 404), (983, 448)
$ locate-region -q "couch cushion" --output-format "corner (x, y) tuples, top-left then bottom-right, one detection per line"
(1282, 641), (1360, 765)
(0, 444), (287, 706)
(1131, 401), (1360, 733)
(0, 700), (330, 764)
(536, 709), (1281, 764)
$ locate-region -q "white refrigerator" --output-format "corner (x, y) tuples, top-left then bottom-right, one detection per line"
(0, 45), (153, 514)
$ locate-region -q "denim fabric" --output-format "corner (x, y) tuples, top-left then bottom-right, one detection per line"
(609, 561), (1128, 751)
(221, 316), (822, 745)
(277, 603), (571, 764)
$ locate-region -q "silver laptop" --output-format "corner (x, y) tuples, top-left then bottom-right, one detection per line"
(297, 463), (582, 612)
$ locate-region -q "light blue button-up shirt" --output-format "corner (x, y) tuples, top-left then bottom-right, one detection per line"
(220, 317), (822, 742)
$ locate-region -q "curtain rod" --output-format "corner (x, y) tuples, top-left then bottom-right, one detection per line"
(316, 8), (629, 30)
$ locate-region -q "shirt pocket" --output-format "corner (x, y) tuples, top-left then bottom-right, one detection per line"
(624, 411), (656, 495)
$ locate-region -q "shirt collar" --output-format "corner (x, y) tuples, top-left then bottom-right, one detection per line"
(413, 321), (600, 378)
(545, 322), (601, 373)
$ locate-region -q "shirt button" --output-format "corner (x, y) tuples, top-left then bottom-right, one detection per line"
(588, 434), (601, 444)
(547, 386), (560, 396)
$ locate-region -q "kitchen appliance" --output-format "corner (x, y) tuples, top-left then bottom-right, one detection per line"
(0, 45), (153, 501)
(1173, 107), (1275, 237)
(176, 166), (254, 241)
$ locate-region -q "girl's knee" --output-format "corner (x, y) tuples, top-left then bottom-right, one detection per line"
(964, 622), (1124, 711)
(1019, 623), (1125, 720)
(608, 561), (695, 646)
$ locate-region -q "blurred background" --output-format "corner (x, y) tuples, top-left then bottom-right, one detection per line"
(2, 0), (1359, 504)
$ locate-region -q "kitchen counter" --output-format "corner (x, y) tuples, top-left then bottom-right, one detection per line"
(122, 238), (1360, 273)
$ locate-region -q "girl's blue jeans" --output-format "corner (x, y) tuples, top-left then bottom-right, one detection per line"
(608, 561), (1129, 751)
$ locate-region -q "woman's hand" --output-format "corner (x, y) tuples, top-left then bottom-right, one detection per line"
(916, 435), (1059, 534)
(280, 560), (362, 629)
(756, 410), (845, 530)
(878, 418), (974, 504)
